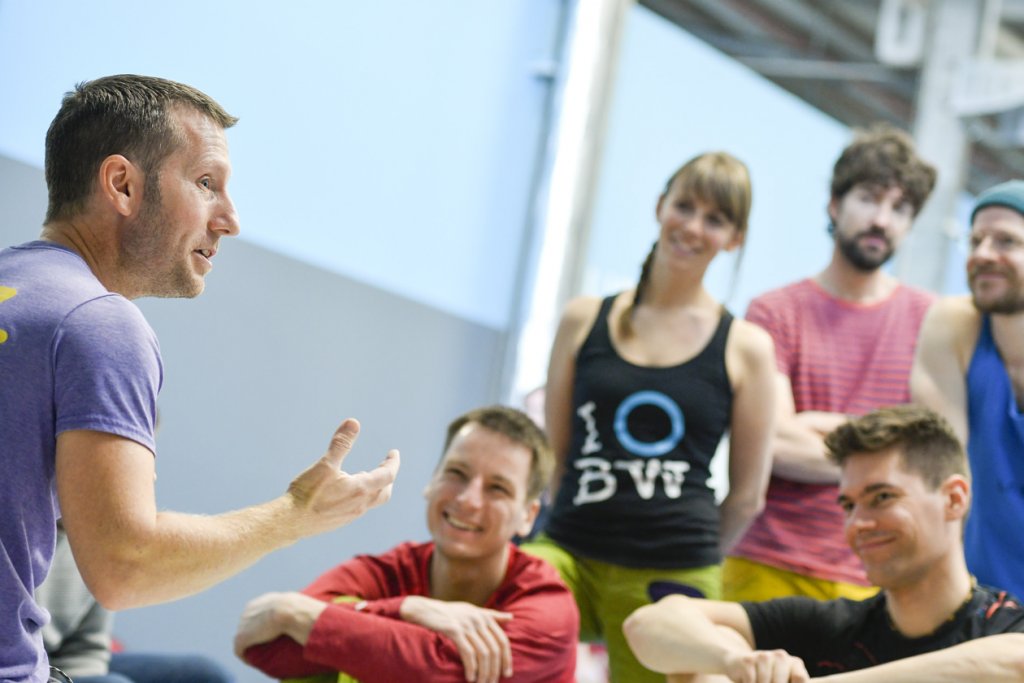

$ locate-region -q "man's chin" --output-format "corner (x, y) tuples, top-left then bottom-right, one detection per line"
(146, 278), (205, 300)
(971, 292), (1024, 315)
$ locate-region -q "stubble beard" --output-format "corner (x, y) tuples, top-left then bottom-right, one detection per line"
(970, 269), (1024, 314)
(119, 183), (203, 299)
(836, 229), (895, 273)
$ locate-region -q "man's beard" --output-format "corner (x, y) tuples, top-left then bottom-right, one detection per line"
(836, 228), (895, 272)
(970, 266), (1024, 314)
(119, 184), (202, 299)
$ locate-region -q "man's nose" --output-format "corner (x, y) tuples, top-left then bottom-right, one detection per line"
(456, 477), (484, 508)
(970, 235), (998, 261)
(212, 192), (241, 237)
(872, 201), (895, 230)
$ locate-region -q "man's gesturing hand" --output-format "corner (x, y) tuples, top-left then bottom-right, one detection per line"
(400, 596), (514, 683)
(287, 419), (400, 537)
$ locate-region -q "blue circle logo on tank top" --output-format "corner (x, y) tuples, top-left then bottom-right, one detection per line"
(613, 390), (685, 457)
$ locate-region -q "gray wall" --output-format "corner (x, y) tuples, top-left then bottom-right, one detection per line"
(1, 153), (506, 681)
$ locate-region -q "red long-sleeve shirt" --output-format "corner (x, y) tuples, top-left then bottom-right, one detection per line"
(244, 542), (578, 682)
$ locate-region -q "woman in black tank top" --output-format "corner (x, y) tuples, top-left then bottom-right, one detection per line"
(522, 152), (777, 683)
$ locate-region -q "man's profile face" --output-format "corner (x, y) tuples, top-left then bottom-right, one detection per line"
(425, 423), (539, 563)
(837, 447), (950, 590)
(967, 206), (1024, 314)
(119, 107), (240, 298)
(829, 182), (914, 272)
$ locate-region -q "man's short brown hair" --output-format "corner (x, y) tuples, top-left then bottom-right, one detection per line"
(44, 74), (238, 223)
(443, 406), (554, 501)
(830, 123), (937, 215)
(825, 405), (968, 489)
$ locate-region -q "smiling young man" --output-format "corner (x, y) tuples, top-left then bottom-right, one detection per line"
(235, 406), (579, 683)
(0, 75), (399, 683)
(912, 179), (1024, 600)
(623, 405), (1024, 682)
(725, 125), (938, 603)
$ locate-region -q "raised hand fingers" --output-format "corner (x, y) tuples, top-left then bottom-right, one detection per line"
(351, 449), (401, 509)
(322, 418), (361, 469)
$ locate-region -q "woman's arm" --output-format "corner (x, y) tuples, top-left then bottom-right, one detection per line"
(543, 296), (602, 501)
(720, 319), (776, 552)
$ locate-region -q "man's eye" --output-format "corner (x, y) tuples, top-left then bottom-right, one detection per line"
(872, 492), (895, 506)
(199, 178), (212, 189)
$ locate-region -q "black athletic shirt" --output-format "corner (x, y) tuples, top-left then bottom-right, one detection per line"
(744, 586), (1024, 675)
(544, 294), (734, 569)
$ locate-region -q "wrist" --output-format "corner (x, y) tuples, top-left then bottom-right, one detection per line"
(280, 595), (325, 646)
(398, 595), (422, 622)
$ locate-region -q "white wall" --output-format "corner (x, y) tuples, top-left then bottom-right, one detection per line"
(0, 0), (562, 329)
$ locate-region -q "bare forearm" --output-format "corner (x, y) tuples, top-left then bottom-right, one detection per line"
(819, 635), (1024, 683)
(61, 424), (398, 611)
(89, 497), (303, 609)
(623, 597), (748, 675)
(771, 413), (845, 484)
(718, 491), (764, 553)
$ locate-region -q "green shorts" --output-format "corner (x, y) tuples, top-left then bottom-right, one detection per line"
(521, 534), (721, 683)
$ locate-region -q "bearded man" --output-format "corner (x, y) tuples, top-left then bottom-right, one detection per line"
(912, 179), (1024, 599)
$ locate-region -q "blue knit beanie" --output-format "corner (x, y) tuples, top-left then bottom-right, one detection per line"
(971, 180), (1024, 223)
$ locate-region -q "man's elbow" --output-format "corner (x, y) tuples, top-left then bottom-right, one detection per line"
(80, 555), (157, 610)
(88, 573), (146, 611)
(621, 597), (685, 672)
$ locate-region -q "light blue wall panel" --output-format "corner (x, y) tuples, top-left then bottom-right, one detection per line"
(0, 0), (561, 329)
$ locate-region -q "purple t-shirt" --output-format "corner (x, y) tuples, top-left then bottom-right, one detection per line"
(0, 241), (161, 683)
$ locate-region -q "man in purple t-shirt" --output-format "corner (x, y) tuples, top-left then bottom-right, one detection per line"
(0, 75), (400, 683)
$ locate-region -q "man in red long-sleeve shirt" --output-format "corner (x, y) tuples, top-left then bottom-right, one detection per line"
(234, 406), (579, 683)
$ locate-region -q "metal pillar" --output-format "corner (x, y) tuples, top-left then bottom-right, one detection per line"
(500, 0), (635, 403)
(894, 0), (981, 291)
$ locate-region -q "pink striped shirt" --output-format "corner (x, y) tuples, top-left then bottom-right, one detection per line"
(731, 278), (934, 584)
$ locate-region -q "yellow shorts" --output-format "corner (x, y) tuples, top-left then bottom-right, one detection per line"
(722, 556), (878, 602)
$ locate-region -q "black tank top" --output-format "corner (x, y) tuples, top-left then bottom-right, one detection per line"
(544, 294), (734, 568)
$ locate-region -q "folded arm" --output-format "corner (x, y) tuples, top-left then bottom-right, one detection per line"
(817, 634), (1024, 683)
(623, 595), (809, 682)
(768, 374), (846, 484)
(241, 592), (574, 683)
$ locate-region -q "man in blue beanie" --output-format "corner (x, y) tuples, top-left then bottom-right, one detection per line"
(912, 178), (1024, 598)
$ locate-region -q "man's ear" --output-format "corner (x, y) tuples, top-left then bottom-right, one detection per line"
(98, 154), (145, 218)
(827, 197), (839, 227)
(516, 499), (541, 538)
(941, 475), (970, 522)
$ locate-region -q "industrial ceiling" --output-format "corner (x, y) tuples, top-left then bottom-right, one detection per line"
(640, 0), (1024, 194)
